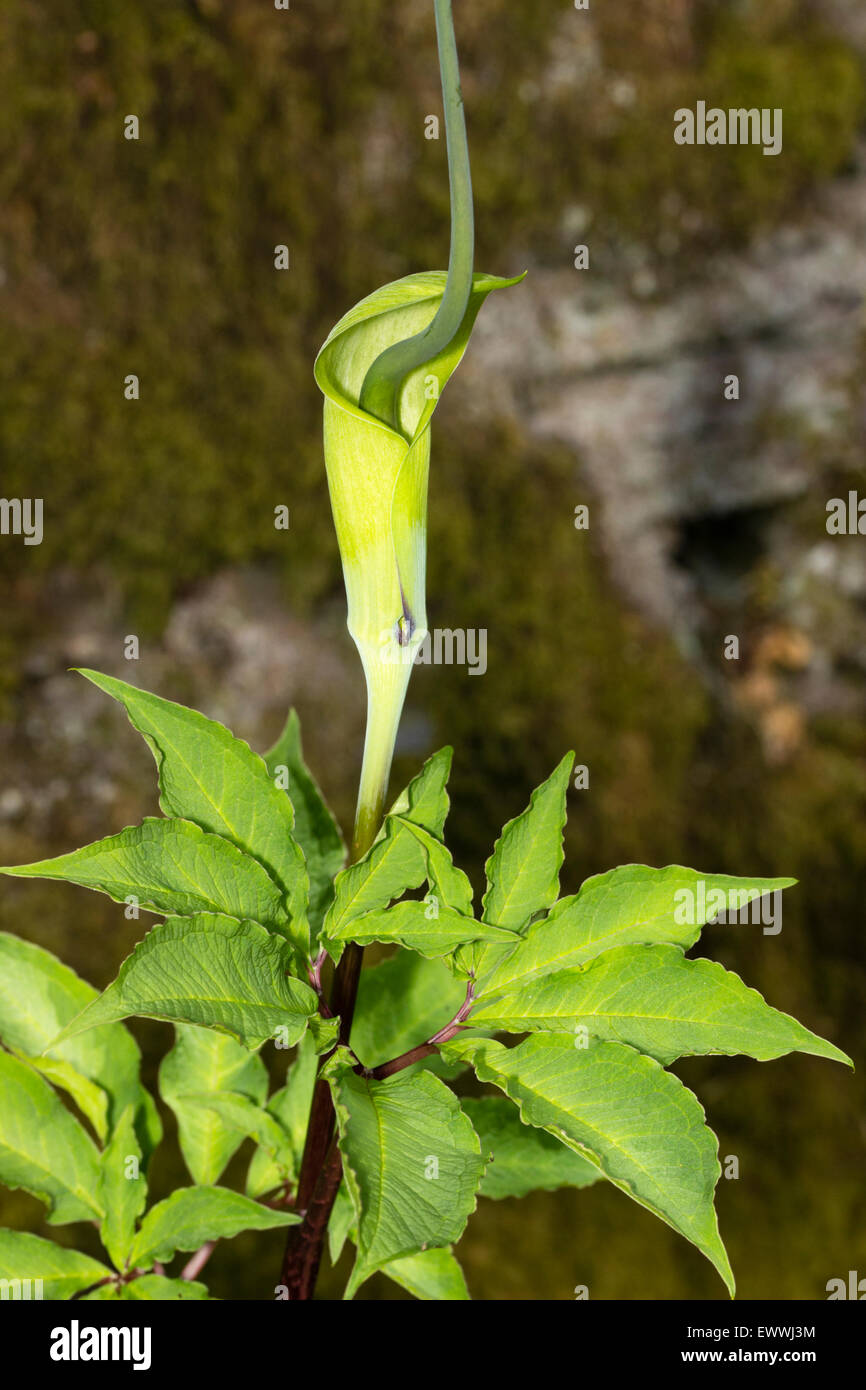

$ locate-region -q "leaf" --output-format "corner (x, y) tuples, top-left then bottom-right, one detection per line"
(129, 1186), (298, 1267)
(189, 1093), (291, 1174)
(383, 746), (452, 839)
(325, 899), (514, 958)
(472, 944), (853, 1066)
(483, 865), (797, 995)
(350, 951), (465, 1070)
(0, 1231), (111, 1300)
(123, 1275), (212, 1300)
(445, 1034), (734, 1295)
(462, 1096), (600, 1200)
(2, 818), (292, 937)
(51, 915), (320, 1051)
(247, 1035), (318, 1199)
(0, 1052), (103, 1224)
(394, 818), (474, 915)
(327, 1180), (356, 1265)
(98, 1106), (147, 1270)
(482, 753), (574, 931)
(10, 1052), (108, 1143)
(324, 748), (453, 945)
(77, 670), (309, 958)
(135, 1089), (164, 1168)
(160, 1023), (269, 1186)
(79, 1274), (213, 1301)
(469, 752), (573, 981)
(325, 1053), (484, 1298)
(382, 1246), (470, 1301)
(264, 709), (346, 932)
(0, 932), (144, 1133)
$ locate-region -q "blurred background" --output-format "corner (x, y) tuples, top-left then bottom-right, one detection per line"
(0, 0), (864, 1299)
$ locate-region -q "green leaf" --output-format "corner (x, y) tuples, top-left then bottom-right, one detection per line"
(382, 1246), (470, 1301)
(0, 932), (145, 1134)
(462, 1096), (600, 1200)
(247, 1035), (318, 1199)
(394, 818), (474, 914)
(325, 899), (514, 958)
(264, 709), (346, 932)
(469, 752), (573, 982)
(135, 1089), (164, 1168)
(350, 951), (465, 1070)
(483, 865), (796, 995)
(123, 1275), (212, 1300)
(2, 818), (292, 937)
(482, 753), (574, 931)
(325, 1053), (484, 1298)
(77, 670), (309, 958)
(98, 1105), (147, 1270)
(51, 915), (320, 1051)
(189, 1093), (291, 1174)
(0, 1231), (111, 1300)
(327, 1180), (356, 1265)
(324, 748), (453, 944)
(129, 1186), (298, 1267)
(472, 944), (853, 1066)
(160, 1023), (269, 1186)
(0, 1052), (103, 1224)
(446, 1034), (734, 1295)
(382, 746), (452, 838)
(9, 1052), (108, 1143)
(79, 1273), (213, 1300)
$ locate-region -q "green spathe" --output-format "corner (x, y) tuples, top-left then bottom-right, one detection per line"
(315, 270), (523, 847)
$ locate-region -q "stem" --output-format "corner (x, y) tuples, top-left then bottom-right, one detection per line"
(181, 1242), (216, 1282)
(366, 978), (475, 1079)
(277, 698), (393, 1298)
(358, 0), (474, 434)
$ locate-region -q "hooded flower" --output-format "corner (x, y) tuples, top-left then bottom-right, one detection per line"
(315, 268), (523, 851)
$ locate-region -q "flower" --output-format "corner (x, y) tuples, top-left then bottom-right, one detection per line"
(315, 268), (523, 852)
